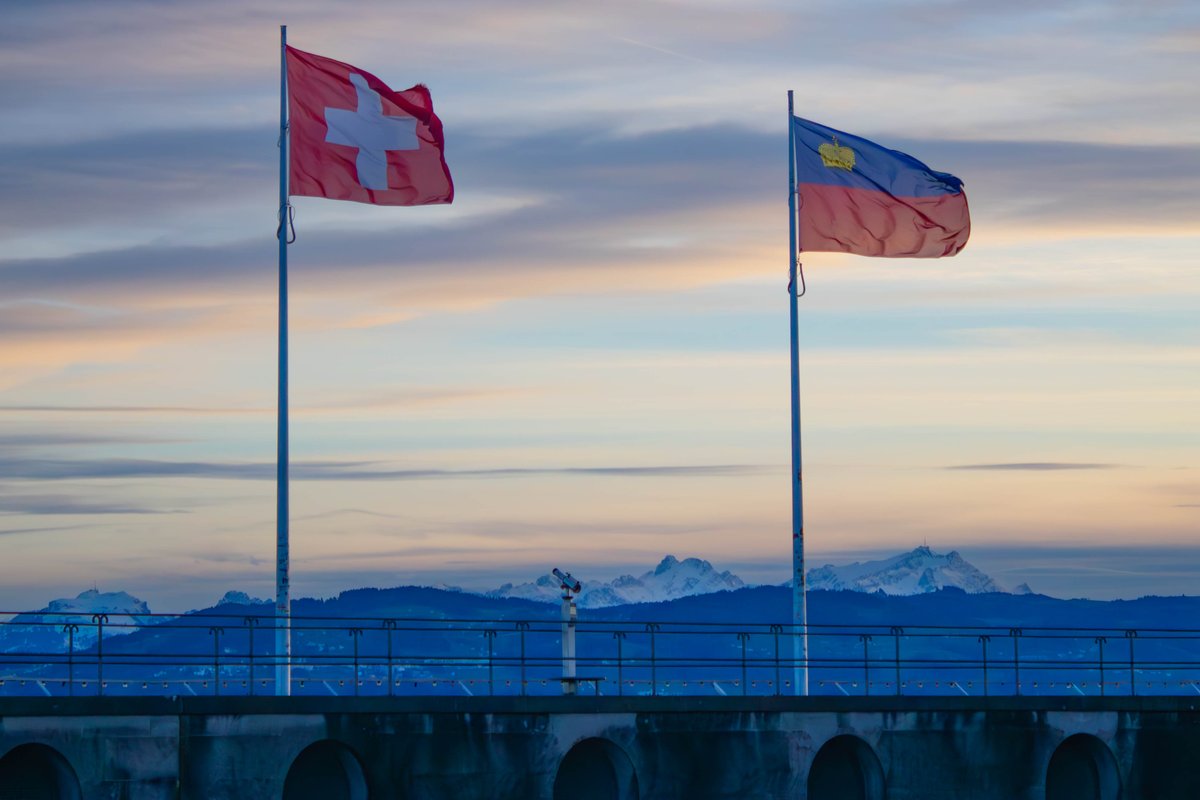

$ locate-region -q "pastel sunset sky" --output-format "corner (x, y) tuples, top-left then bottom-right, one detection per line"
(1, 0), (1197, 609)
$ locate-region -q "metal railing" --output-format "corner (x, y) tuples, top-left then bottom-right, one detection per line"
(3, 610), (1200, 697)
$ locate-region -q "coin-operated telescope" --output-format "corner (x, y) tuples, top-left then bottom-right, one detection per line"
(551, 568), (582, 694)
(552, 568), (581, 595)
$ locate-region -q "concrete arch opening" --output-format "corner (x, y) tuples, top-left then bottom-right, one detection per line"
(1046, 734), (1121, 800)
(553, 737), (639, 800)
(0, 743), (82, 800)
(808, 734), (886, 800)
(282, 740), (368, 800)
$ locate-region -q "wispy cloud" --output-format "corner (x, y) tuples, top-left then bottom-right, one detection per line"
(0, 524), (95, 538)
(0, 494), (183, 515)
(0, 127), (272, 238)
(292, 508), (410, 522)
(0, 121), (773, 250)
(948, 462), (1119, 471)
(0, 388), (512, 417)
(0, 120), (1192, 392)
(0, 404), (260, 416)
(3, 123), (1196, 295)
(0, 458), (773, 482)
(0, 431), (174, 447)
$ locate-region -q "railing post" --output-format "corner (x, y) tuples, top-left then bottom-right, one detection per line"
(613, 631), (627, 697)
(737, 631), (751, 695)
(890, 626), (904, 696)
(63, 624), (79, 697)
(382, 619), (397, 697)
(209, 627), (225, 696)
(244, 617), (260, 696)
(645, 623), (661, 697)
(1009, 628), (1023, 696)
(978, 635), (991, 697)
(348, 628), (363, 697)
(770, 624), (783, 696)
(1125, 630), (1138, 697)
(514, 622), (530, 696)
(1095, 636), (1107, 696)
(859, 634), (873, 696)
(91, 614), (108, 696)
(484, 629), (497, 696)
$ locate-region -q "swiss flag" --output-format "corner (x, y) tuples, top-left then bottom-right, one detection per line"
(286, 46), (453, 206)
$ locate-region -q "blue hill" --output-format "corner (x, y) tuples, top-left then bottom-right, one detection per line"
(5, 584), (1200, 697)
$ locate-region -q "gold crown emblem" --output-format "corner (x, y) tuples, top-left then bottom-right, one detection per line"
(818, 136), (855, 171)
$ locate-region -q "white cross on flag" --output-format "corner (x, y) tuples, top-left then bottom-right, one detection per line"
(287, 46), (453, 206)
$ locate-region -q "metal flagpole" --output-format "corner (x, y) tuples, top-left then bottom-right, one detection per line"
(787, 90), (808, 696)
(275, 24), (292, 697)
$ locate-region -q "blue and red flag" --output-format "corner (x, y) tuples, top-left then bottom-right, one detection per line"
(793, 117), (969, 258)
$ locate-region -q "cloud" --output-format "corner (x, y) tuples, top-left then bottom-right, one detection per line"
(3, 1), (1193, 151)
(0, 120), (1193, 379)
(16, 120), (1200, 237)
(0, 431), (174, 448)
(0, 127), (272, 237)
(0, 457), (772, 482)
(0, 121), (773, 254)
(0, 387), (503, 417)
(0, 404), (259, 416)
(947, 462), (1119, 471)
(945, 460), (1123, 472)
(0, 524), (94, 538)
(293, 508), (409, 522)
(455, 518), (724, 539)
(0, 494), (182, 515)
(898, 137), (1200, 233)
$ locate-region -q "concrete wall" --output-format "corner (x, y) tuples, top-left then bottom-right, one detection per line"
(0, 702), (178, 800)
(2, 696), (1199, 799)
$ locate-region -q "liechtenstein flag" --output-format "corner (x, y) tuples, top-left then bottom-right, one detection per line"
(793, 117), (969, 258)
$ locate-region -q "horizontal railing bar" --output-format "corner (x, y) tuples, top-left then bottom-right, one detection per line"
(6, 611), (1200, 636)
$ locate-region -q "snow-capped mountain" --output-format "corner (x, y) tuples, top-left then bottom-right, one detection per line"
(213, 591), (270, 607)
(33, 588), (153, 626)
(0, 589), (156, 653)
(487, 555), (745, 608)
(806, 546), (1020, 595)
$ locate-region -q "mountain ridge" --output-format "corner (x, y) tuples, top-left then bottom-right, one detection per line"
(806, 546), (1027, 595)
(486, 554), (745, 608)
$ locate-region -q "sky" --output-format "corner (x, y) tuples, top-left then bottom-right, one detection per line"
(0, 0), (1197, 610)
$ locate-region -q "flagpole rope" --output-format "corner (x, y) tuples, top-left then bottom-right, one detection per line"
(276, 204), (296, 244)
(793, 191), (806, 297)
(789, 261), (806, 298)
(276, 119), (296, 244)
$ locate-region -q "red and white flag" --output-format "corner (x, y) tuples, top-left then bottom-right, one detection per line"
(286, 46), (453, 206)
